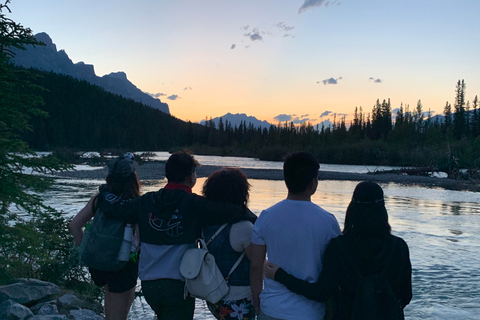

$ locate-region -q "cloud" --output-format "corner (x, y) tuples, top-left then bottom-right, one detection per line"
(244, 28), (263, 41)
(231, 44), (236, 49)
(369, 77), (382, 83)
(276, 22), (295, 32)
(318, 77), (342, 85)
(183, 86), (192, 91)
(167, 95), (180, 101)
(292, 117), (310, 124)
(146, 92), (166, 98)
(298, 0), (328, 13)
(242, 23), (295, 44)
(320, 111), (332, 118)
(274, 114), (293, 122)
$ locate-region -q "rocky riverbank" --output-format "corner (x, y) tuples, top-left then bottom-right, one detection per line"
(0, 279), (103, 319)
(54, 161), (480, 192)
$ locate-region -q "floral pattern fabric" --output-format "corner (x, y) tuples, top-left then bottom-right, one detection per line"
(207, 297), (256, 320)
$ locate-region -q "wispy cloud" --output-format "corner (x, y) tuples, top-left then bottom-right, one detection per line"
(146, 92), (166, 98)
(274, 114), (292, 122)
(369, 77), (382, 83)
(318, 77), (342, 85)
(292, 116), (310, 124)
(320, 111), (332, 118)
(299, 0), (339, 13)
(241, 23), (295, 45)
(274, 114), (311, 124)
(244, 27), (263, 41)
(167, 95), (180, 101)
(275, 22), (295, 38)
(276, 22), (295, 32)
(183, 86), (192, 91)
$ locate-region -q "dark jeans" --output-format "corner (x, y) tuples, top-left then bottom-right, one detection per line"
(141, 279), (194, 320)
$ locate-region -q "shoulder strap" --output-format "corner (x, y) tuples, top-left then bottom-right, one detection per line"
(225, 252), (246, 281)
(205, 223), (246, 281)
(206, 223), (228, 246)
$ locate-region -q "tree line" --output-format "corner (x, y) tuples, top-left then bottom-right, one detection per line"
(18, 68), (480, 172)
(198, 80), (479, 173)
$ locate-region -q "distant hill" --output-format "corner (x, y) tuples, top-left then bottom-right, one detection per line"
(11, 32), (169, 114)
(200, 113), (272, 129)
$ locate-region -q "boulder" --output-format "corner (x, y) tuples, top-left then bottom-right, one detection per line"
(0, 299), (34, 319)
(30, 300), (58, 314)
(0, 279), (60, 305)
(58, 293), (84, 309)
(38, 303), (59, 315)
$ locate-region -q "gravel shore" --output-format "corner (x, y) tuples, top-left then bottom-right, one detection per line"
(54, 161), (480, 192)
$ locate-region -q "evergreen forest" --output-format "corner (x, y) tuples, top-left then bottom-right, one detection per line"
(19, 68), (480, 176)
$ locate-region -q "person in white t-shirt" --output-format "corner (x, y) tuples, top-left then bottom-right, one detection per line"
(202, 168), (256, 320)
(250, 152), (341, 320)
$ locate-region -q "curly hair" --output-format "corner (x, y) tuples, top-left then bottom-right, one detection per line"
(202, 168), (250, 206)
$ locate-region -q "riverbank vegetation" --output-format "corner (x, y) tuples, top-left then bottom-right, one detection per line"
(0, 1), (99, 299)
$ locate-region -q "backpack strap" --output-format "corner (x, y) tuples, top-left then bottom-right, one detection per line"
(206, 223), (228, 246)
(205, 223), (246, 282)
(225, 252), (246, 282)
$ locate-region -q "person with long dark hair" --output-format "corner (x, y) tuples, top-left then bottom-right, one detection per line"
(265, 181), (412, 320)
(202, 168), (256, 320)
(70, 153), (140, 320)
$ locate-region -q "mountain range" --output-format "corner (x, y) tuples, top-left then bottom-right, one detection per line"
(11, 32), (169, 114)
(199, 113), (272, 129)
(10, 32), (338, 130)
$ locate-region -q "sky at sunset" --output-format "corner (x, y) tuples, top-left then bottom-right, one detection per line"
(10, 0), (480, 126)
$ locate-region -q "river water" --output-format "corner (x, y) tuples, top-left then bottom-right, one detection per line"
(43, 154), (480, 320)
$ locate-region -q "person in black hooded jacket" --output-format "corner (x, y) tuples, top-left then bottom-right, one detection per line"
(264, 181), (412, 320)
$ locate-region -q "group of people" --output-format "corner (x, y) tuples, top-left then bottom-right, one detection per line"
(70, 150), (412, 320)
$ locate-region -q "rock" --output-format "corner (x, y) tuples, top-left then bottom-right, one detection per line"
(58, 294), (84, 309)
(38, 303), (59, 315)
(70, 309), (103, 320)
(30, 316), (67, 319)
(0, 299), (34, 319)
(30, 300), (58, 314)
(0, 279), (60, 305)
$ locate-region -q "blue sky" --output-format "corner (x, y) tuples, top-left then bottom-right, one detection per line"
(10, 0), (480, 125)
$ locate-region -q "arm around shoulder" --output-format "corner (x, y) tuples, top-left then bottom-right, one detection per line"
(249, 243), (266, 315)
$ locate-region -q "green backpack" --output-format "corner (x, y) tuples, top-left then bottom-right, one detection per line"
(79, 202), (128, 272)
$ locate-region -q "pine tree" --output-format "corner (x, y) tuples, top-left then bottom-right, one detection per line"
(453, 79), (466, 139)
(0, 0), (77, 284)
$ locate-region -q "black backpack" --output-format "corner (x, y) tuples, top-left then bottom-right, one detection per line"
(339, 237), (403, 320)
(79, 197), (128, 272)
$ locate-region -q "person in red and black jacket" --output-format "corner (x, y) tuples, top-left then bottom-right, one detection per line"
(99, 151), (257, 320)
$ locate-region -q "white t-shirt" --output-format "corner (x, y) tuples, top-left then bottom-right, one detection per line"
(252, 199), (341, 320)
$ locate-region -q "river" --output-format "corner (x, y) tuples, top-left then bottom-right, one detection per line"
(43, 153), (480, 320)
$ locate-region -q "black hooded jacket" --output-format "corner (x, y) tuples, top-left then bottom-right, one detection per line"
(275, 233), (412, 320)
(98, 185), (257, 246)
